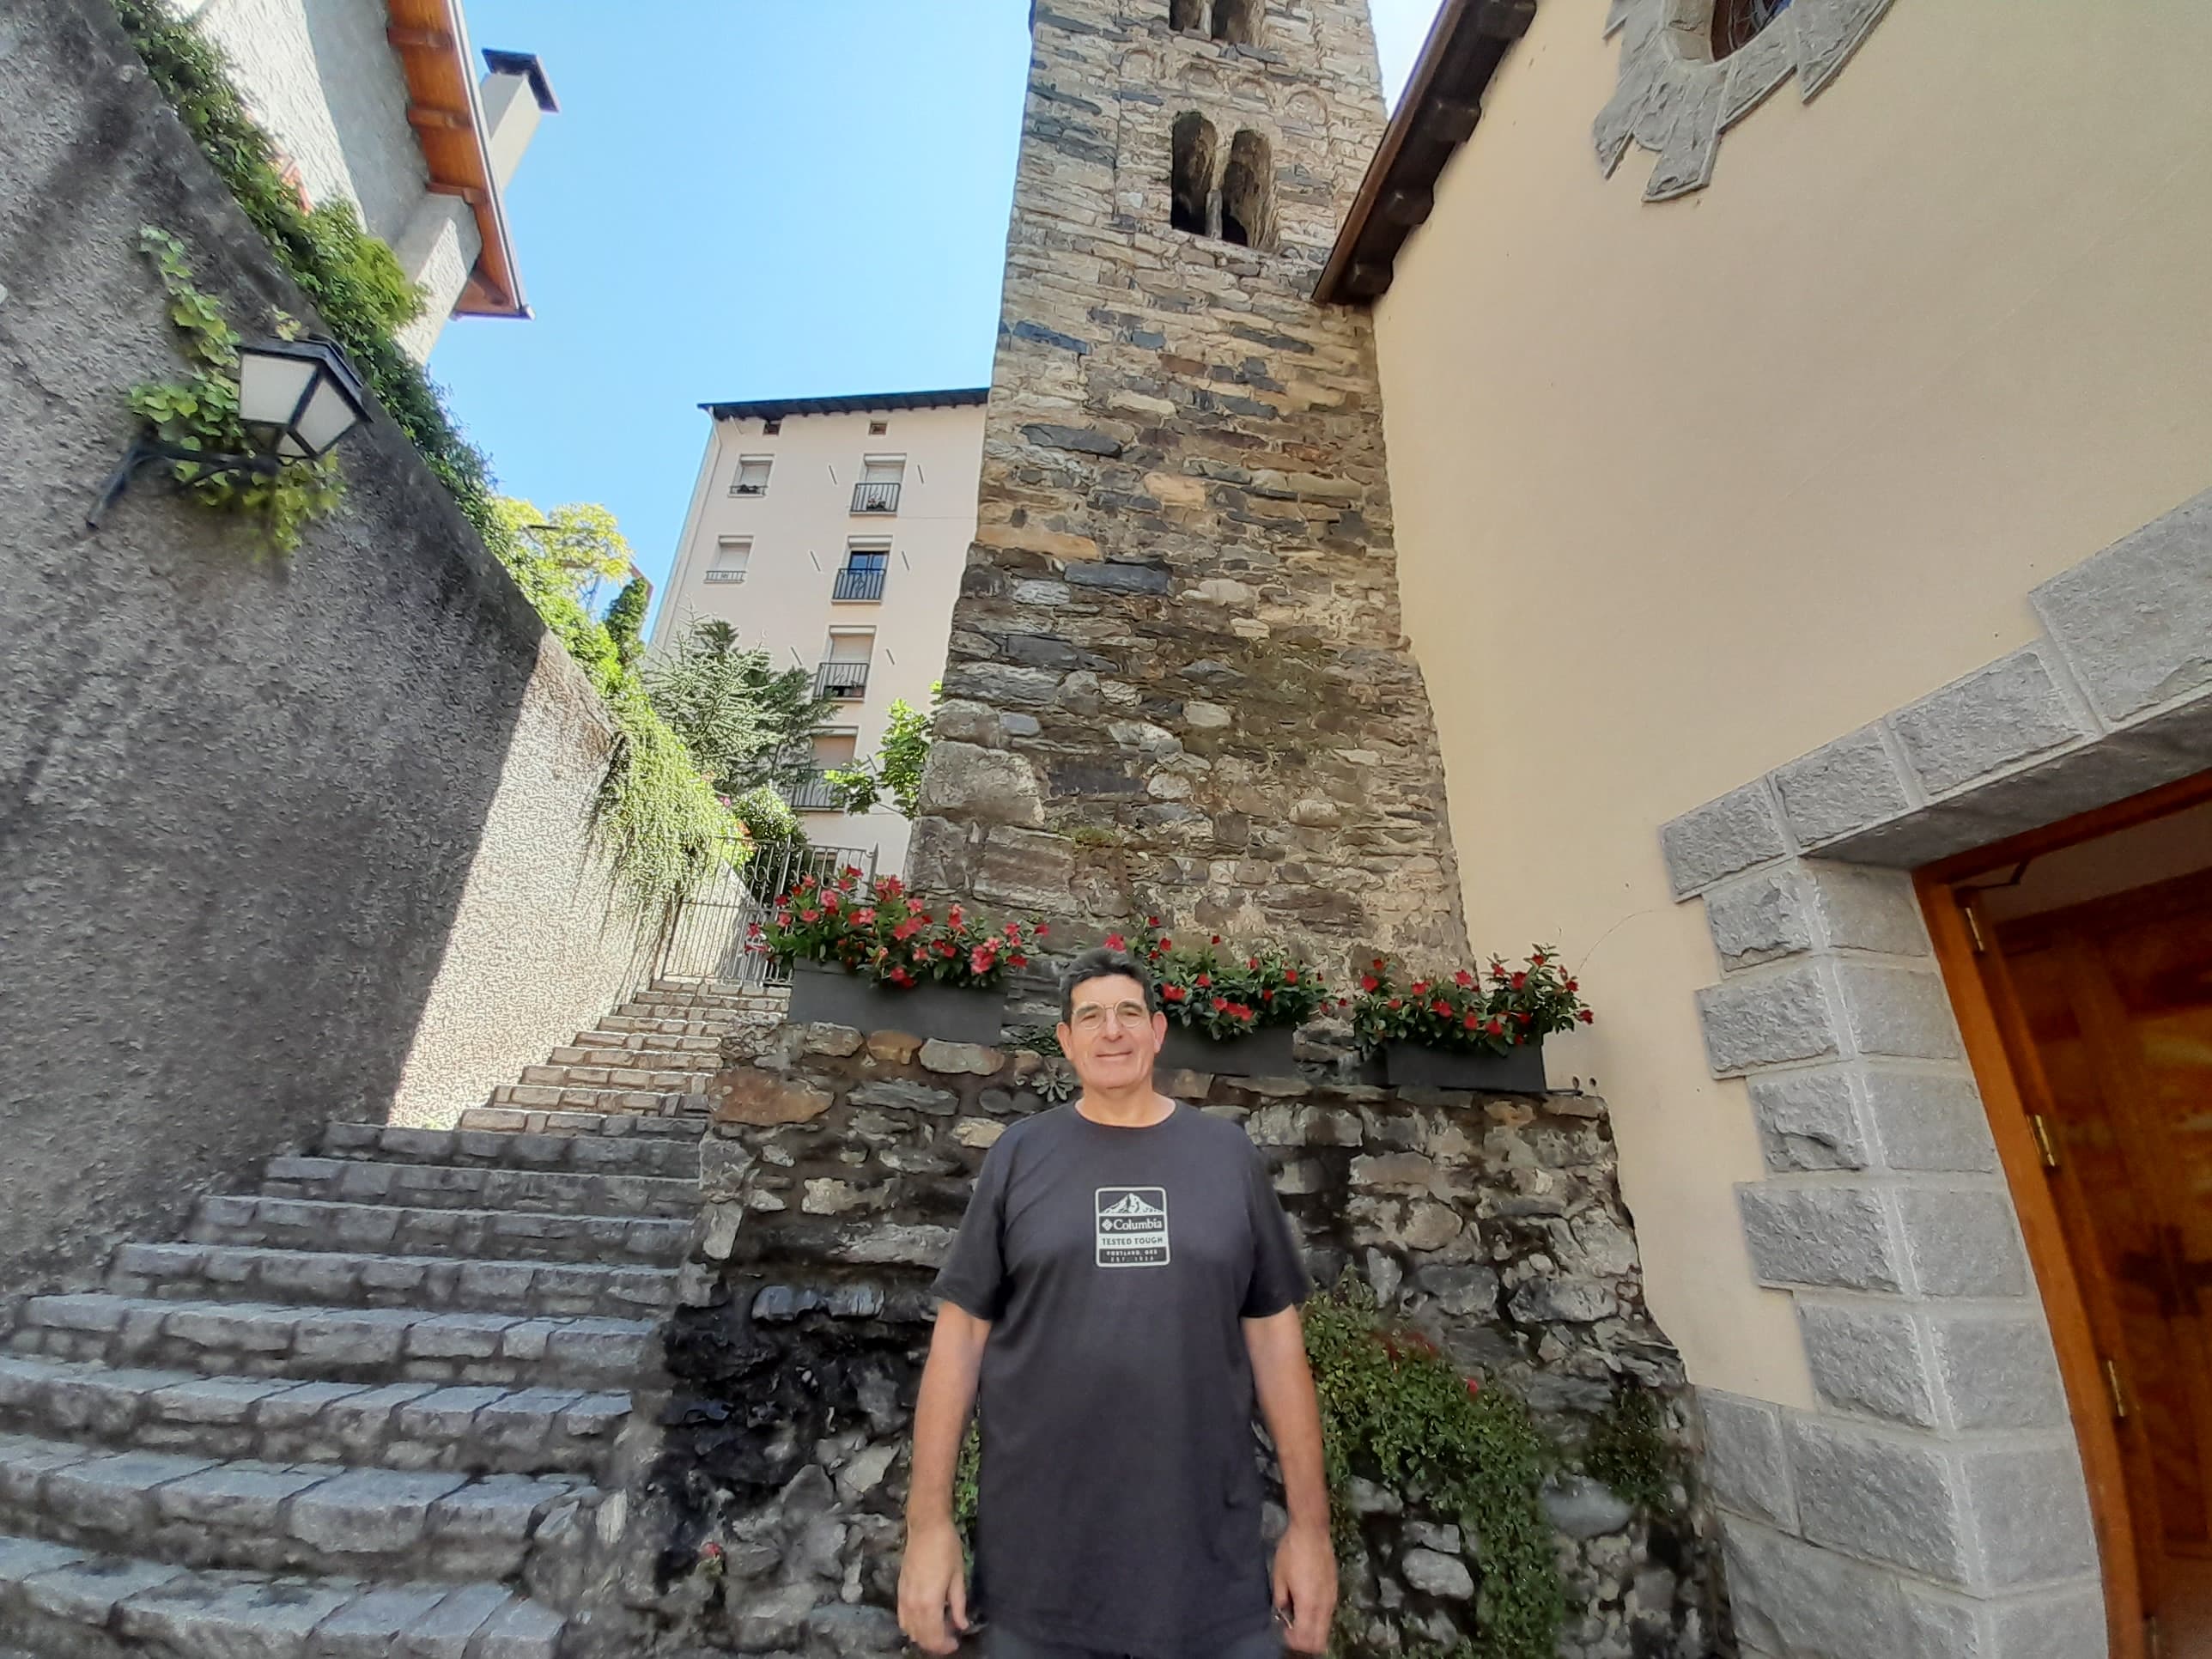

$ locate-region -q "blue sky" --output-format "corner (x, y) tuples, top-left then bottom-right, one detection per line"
(431, 3), (1443, 622)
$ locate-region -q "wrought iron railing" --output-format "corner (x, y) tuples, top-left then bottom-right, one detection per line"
(784, 771), (841, 811)
(814, 660), (870, 700)
(832, 566), (887, 602)
(656, 839), (877, 987)
(850, 482), (901, 514)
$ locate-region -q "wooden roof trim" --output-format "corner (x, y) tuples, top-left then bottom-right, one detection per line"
(382, 0), (529, 320)
(1316, 0), (1536, 307)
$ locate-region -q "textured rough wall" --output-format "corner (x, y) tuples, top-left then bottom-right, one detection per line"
(909, 0), (1467, 969)
(0, 0), (641, 1289)
(387, 640), (661, 1130)
(596, 1024), (1723, 1658)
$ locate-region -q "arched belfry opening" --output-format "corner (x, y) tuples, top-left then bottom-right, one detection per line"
(1220, 129), (1273, 248)
(1210, 0), (1259, 44)
(1168, 0), (1205, 31)
(1170, 112), (1217, 236)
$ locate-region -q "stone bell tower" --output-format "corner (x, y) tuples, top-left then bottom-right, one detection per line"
(909, 0), (1467, 967)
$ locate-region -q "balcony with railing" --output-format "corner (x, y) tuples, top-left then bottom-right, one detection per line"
(783, 771), (841, 812)
(850, 481), (902, 515)
(814, 660), (871, 701)
(832, 565), (887, 602)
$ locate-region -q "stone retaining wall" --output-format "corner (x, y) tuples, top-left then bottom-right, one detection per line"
(607, 1018), (1726, 1658)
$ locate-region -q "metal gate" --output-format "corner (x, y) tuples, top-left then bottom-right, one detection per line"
(657, 838), (878, 988)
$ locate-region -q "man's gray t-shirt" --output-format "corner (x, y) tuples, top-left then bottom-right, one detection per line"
(931, 1100), (1310, 1659)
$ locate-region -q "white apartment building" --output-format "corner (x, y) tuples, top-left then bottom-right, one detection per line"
(176, 0), (555, 360)
(656, 389), (989, 873)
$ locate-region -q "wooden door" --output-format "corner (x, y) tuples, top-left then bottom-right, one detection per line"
(1975, 866), (2212, 1653)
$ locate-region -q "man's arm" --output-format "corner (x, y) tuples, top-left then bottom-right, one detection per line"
(900, 1302), (992, 1656)
(1245, 1305), (1336, 1655)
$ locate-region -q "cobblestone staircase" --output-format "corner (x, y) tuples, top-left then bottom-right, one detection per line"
(0, 979), (782, 1657)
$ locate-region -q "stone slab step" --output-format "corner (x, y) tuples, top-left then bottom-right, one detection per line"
(568, 1027), (724, 1054)
(586, 1015), (732, 1040)
(486, 1083), (700, 1115)
(258, 1158), (698, 1221)
(542, 1045), (719, 1073)
(0, 1356), (628, 1476)
(0, 1431), (595, 1583)
(0, 1531), (562, 1658)
(314, 1123), (698, 1181)
(107, 1243), (676, 1321)
(517, 1062), (709, 1091)
(188, 1195), (693, 1268)
(7, 1297), (655, 1390)
(451, 1108), (707, 1142)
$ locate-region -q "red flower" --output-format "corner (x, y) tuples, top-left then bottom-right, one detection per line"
(1510, 971), (1528, 990)
(890, 968), (915, 988)
(1261, 988), (1275, 1001)
(1411, 979), (1431, 996)
(1285, 970), (1299, 985)
(1158, 937), (1173, 951)
(823, 893), (841, 910)
(1247, 957), (1259, 970)
(853, 908), (876, 925)
(906, 898), (927, 915)
(1009, 953), (1029, 968)
(1105, 933), (1127, 951)
(1211, 935), (1222, 945)
(1455, 969), (1474, 988)
(1212, 996), (1230, 1012)
(1530, 952), (1547, 966)
(701, 1540), (726, 1563)
(1564, 979), (1578, 993)
(1463, 1012), (1480, 1030)
(747, 921), (763, 938)
(970, 945), (998, 975)
(1195, 973), (1212, 988)
(1577, 1008), (1595, 1024)
(893, 919), (923, 941)
(1465, 1377), (1481, 1398)
(1036, 924), (1049, 937)
(1388, 998), (1403, 1011)
(1431, 1000), (1450, 1017)
(1360, 975), (1380, 992)
(1147, 915), (1161, 927)
(1486, 1018), (1505, 1036)
(950, 904), (965, 927)
(1163, 984), (1188, 1002)
(799, 908), (821, 923)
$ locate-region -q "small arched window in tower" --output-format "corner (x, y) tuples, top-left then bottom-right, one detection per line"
(1711, 0), (1790, 58)
(1219, 130), (1273, 249)
(1210, 0), (1260, 45)
(1170, 112), (1218, 236)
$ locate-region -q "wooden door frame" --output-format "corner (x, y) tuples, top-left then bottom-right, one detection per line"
(1917, 769), (2212, 1659)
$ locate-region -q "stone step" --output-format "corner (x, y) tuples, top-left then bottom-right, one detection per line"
(569, 1025), (725, 1053)
(0, 1431), (597, 1584)
(188, 1195), (693, 1268)
(516, 1061), (709, 1091)
(258, 1158), (699, 1222)
(542, 1044), (720, 1073)
(315, 1122), (700, 1182)
(106, 1243), (676, 1321)
(0, 1356), (629, 1476)
(0, 1530), (562, 1658)
(486, 1083), (700, 1115)
(587, 1014), (732, 1039)
(7, 1297), (656, 1391)
(453, 1109), (707, 1143)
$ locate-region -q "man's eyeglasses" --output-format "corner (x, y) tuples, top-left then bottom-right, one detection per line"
(1068, 1000), (1152, 1032)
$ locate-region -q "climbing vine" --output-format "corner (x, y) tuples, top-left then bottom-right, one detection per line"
(1303, 1285), (1565, 1659)
(127, 227), (342, 550)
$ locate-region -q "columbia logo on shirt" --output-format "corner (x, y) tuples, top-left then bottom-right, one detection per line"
(1095, 1188), (1170, 1267)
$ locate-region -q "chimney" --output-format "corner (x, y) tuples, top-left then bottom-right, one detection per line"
(477, 49), (558, 192)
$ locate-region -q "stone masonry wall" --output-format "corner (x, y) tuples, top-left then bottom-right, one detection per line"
(908, 0), (1468, 969)
(594, 1018), (1727, 1658)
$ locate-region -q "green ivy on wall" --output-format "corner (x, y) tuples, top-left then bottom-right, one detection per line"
(1304, 1285), (1566, 1659)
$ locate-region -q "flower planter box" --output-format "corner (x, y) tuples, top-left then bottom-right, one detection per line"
(1157, 1023), (1300, 1079)
(786, 959), (1006, 1046)
(1382, 1039), (1547, 1093)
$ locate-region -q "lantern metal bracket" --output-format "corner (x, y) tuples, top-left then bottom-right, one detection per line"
(86, 436), (283, 531)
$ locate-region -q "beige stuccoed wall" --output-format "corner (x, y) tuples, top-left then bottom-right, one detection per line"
(388, 637), (659, 1128)
(1371, 0), (2212, 1404)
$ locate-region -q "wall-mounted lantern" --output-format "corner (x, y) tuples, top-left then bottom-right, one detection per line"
(87, 337), (372, 528)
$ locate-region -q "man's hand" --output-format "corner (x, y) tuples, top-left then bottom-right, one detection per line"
(1271, 1520), (1338, 1653)
(898, 1520), (971, 1656)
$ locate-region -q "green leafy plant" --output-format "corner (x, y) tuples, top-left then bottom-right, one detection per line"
(592, 682), (749, 915)
(645, 618), (835, 797)
(1578, 1385), (1675, 1512)
(1349, 948), (1591, 1058)
(827, 686), (935, 817)
(1115, 920), (1329, 1040)
(757, 872), (1044, 992)
(725, 784), (807, 864)
(126, 227), (343, 551)
(1303, 1283), (1565, 1659)
(489, 495), (635, 694)
(603, 575), (651, 671)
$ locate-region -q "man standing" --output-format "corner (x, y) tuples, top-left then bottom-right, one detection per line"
(898, 947), (1337, 1658)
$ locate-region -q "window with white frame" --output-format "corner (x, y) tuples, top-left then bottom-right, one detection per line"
(706, 536), (750, 584)
(729, 455), (773, 497)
